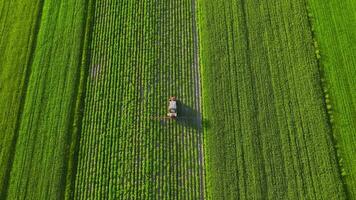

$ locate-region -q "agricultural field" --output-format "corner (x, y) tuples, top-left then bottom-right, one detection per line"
(72, 0), (204, 199)
(0, 0), (42, 196)
(198, 0), (347, 199)
(308, 0), (356, 198)
(0, 0), (90, 198)
(0, 0), (355, 199)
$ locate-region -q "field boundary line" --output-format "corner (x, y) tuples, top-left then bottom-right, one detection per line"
(63, 0), (96, 199)
(0, 0), (45, 198)
(191, 0), (205, 198)
(303, 1), (349, 198)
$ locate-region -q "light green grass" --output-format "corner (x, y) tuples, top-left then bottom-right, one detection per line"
(0, 0), (42, 197)
(3, 0), (90, 198)
(198, 0), (346, 199)
(308, 0), (356, 198)
(73, 0), (204, 199)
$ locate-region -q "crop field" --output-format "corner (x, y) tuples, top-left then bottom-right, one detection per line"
(0, 0), (355, 199)
(0, 0), (89, 198)
(0, 0), (42, 196)
(72, 0), (204, 199)
(198, 0), (347, 199)
(308, 0), (356, 198)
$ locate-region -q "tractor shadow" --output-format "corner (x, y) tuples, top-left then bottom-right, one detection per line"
(176, 100), (202, 130)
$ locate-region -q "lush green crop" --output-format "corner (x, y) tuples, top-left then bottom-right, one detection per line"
(0, 0), (42, 197)
(73, 0), (204, 199)
(1, 0), (354, 199)
(198, 0), (346, 199)
(307, 0), (356, 198)
(0, 0), (90, 198)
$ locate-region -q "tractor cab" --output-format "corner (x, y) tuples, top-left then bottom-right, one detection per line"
(167, 96), (177, 119)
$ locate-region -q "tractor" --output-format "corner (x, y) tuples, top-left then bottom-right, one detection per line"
(167, 96), (177, 119)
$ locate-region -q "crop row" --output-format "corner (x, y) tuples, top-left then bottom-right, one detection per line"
(74, 0), (203, 199)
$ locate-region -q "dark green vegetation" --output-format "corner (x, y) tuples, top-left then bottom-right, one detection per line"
(198, 0), (347, 199)
(73, 0), (204, 199)
(308, 0), (356, 198)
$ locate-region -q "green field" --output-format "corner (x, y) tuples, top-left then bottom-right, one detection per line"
(0, 0), (89, 198)
(0, 0), (42, 196)
(0, 0), (355, 199)
(198, 0), (346, 199)
(72, 0), (204, 199)
(308, 0), (356, 198)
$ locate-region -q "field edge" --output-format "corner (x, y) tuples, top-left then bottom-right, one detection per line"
(63, 0), (96, 199)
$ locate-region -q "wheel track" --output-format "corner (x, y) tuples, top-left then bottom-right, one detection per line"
(191, 0), (205, 198)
